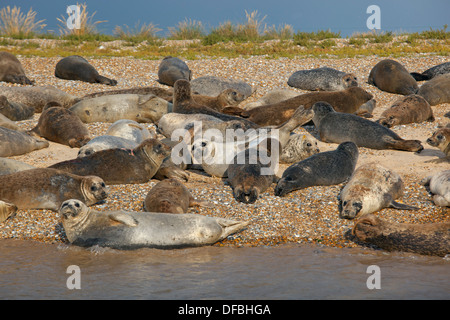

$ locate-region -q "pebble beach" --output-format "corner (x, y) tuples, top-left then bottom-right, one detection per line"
(0, 53), (449, 252)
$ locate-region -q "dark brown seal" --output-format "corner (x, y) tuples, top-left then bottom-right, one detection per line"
(157, 56), (192, 86)
(143, 178), (211, 213)
(368, 59), (418, 95)
(353, 214), (450, 256)
(29, 102), (91, 148)
(0, 51), (34, 85)
(49, 139), (170, 185)
(417, 74), (450, 106)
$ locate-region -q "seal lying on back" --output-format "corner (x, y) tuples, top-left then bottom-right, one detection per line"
(0, 168), (107, 211)
(143, 178), (212, 213)
(410, 61), (450, 81)
(157, 56), (192, 86)
(420, 170), (450, 207)
(0, 51), (34, 85)
(417, 74), (450, 106)
(368, 59), (418, 95)
(55, 55), (117, 86)
(339, 162), (418, 220)
(0, 126), (49, 157)
(60, 199), (249, 249)
(0, 95), (34, 121)
(312, 102), (423, 152)
(274, 142), (359, 197)
(190, 75), (253, 98)
(425, 127), (450, 163)
(287, 67), (358, 91)
(353, 214), (450, 256)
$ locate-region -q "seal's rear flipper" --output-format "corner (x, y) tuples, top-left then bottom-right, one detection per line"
(410, 72), (431, 81)
(221, 106), (247, 117)
(216, 218), (250, 240)
(390, 201), (419, 211)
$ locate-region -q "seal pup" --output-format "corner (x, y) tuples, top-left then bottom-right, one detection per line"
(69, 94), (172, 124)
(417, 74), (450, 106)
(410, 61), (450, 81)
(49, 139), (170, 185)
(425, 127), (450, 163)
(368, 59), (418, 95)
(420, 170), (450, 207)
(190, 75), (253, 98)
(60, 199), (249, 249)
(339, 163), (418, 220)
(312, 102), (423, 152)
(353, 214), (450, 256)
(0, 126), (49, 157)
(157, 56), (192, 86)
(29, 103), (91, 148)
(105, 119), (154, 144)
(0, 95), (34, 121)
(226, 86), (373, 126)
(0, 51), (34, 85)
(143, 178), (212, 213)
(193, 89), (246, 112)
(0, 168), (107, 211)
(0, 157), (35, 175)
(274, 141), (359, 197)
(81, 86), (174, 102)
(279, 133), (320, 163)
(287, 67), (358, 91)
(0, 200), (17, 223)
(377, 94), (434, 128)
(55, 55), (117, 86)
(0, 85), (79, 112)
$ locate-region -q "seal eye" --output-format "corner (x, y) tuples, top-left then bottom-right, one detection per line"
(91, 186), (97, 191)
(343, 201), (347, 206)
(306, 143), (312, 147)
(201, 142), (207, 147)
(101, 183), (106, 188)
(437, 135), (443, 140)
(75, 202), (80, 208)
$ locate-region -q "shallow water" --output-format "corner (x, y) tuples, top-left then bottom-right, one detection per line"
(0, 239), (448, 300)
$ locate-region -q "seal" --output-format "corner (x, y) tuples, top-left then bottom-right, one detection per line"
(29, 103), (91, 148)
(0, 200), (17, 223)
(0, 126), (49, 157)
(190, 75), (253, 98)
(417, 74), (450, 106)
(49, 139), (171, 185)
(77, 135), (137, 158)
(0, 95), (34, 121)
(69, 93), (172, 124)
(55, 55), (117, 86)
(105, 119), (154, 144)
(60, 199), (249, 249)
(0, 51), (34, 85)
(279, 133), (320, 163)
(0, 157), (35, 175)
(287, 67), (358, 91)
(410, 61), (450, 81)
(377, 94), (434, 128)
(81, 86), (174, 102)
(193, 89), (246, 112)
(243, 89), (299, 110)
(420, 170), (450, 207)
(339, 162), (418, 220)
(274, 141), (359, 197)
(0, 85), (79, 112)
(312, 102), (424, 152)
(352, 214), (450, 256)
(0, 168), (107, 211)
(157, 56), (192, 86)
(143, 178), (212, 213)
(0, 113), (20, 131)
(425, 127), (450, 163)
(368, 59), (418, 95)
(226, 86), (373, 126)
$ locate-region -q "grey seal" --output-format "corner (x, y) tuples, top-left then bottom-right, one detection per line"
(417, 74), (450, 106)
(279, 133), (320, 163)
(0, 113), (20, 131)
(60, 199), (249, 249)
(420, 170), (450, 207)
(105, 119), (154, 144)
(157, 56), (192, 86)
(0, 157), (35, 175)
(287, 67), (358, 91)
(77, 135), (137, 158)
(0, 126), (49, 157)
(244, 89), (299, 110)
(410, 61), (450, 81)
(0, 51), (34, 85)
(368, 59), (418, 95)
(0, 95), (34, 121)
(190, 75), (253, 98)
(425, 127), (450, 163)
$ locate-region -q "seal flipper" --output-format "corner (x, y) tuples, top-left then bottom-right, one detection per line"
(215, 218), (250, 240)
(389, 201), (419, 211)
(410, 72), (431, 81)
(108, 212), (138, 227)
(189, 197), (214, 208)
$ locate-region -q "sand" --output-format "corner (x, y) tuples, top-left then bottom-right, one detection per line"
(0, 54), (449, 251)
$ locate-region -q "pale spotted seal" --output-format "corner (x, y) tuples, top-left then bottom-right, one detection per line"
(157, 56), (192, 86)
(81, 86), (174, 102)
(0, 51), (34, 85)
(420, 170), (450, 207)
(60, 199), (249, 249)
(279, 133), (320, 163)
(425, 127), (450, 163)
(55, 55), (117, 86)
(0, 200), (17, 223)
(368, 59), (418, 95)
(190, 75), (253, 98)
(410, 61), (450, 81)
(417, 74), (450, 106)
(0, 126), (49, 157)
(0, 95), (34, 121)
(243, 89), (299, 110)
(287, 67), (358, 91)
(339, 162), (418, 220)
(105, 119), (154, 144)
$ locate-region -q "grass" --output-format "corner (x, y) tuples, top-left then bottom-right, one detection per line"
(0, 6), (46, 38)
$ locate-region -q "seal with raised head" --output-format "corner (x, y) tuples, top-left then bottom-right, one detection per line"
(0, 200), (17, 223)
(193, 88), (246, 112)
(225, 86), (373, 126)
(420, 170), (450, 207)
(425, 127), (450, 163)
(417, 74), (450, 106)
(0, 157), (35, 175)
(279, 133), (320, 163)
(69, 94), (172, 124)
(312, 102), (423, 152)
(0, 51), (34, 85)
(0, 126), (49, 157)
(339, 162), (418, 220)
(287, 67), (358, 91)
(410, 61), (450, 81)
(274, 141), (359, 197)
(377, 94), (434, 128)
(157, 56), (192, 86)
(81, 86), (174, 102)
(49, 139), (170, 185)
(352, 214), (450, 256)
(368, 59), (418, 95)
(105, 119), (154, 144)
(0, 168), (107, 211)
(190, 75), (253, 98)
(55, 55), (117, 86)
(0, 95), (34, 121)
(60, 199), (249, 249)
(143, 178), (212, 213)
(29, 103), (91, 148)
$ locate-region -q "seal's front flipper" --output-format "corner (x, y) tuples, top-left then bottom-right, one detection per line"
(108, 212), (138, 227)
(390, 201), (419, 211)
(189, 198), (214, 208)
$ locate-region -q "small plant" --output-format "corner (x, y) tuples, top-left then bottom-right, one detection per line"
(419, 24), (449, 40)
(168, 18), (205, 40)
(263, 24), (294, 40)
(114, 21), (161, 42)
(0, 6), (46, 38)
(57, 3), (106, 37)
